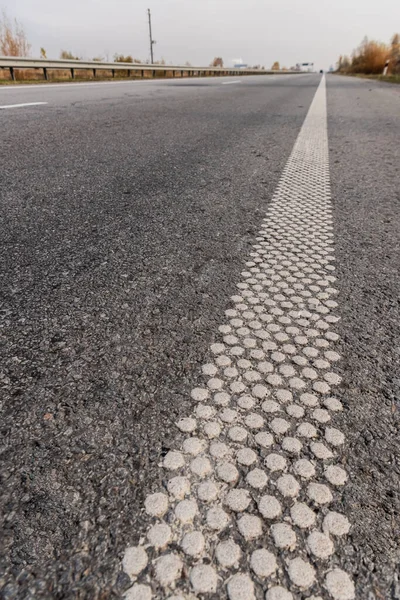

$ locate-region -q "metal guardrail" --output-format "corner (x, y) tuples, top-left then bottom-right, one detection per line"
(0, 56), (303, 82)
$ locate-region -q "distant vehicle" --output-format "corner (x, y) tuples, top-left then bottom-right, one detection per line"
(320, 69), (323, 73)
(296, 62), (314, 72)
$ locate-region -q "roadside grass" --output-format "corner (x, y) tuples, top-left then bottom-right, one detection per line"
(0, 68), (192, 85)
(334, 72), (400, 84)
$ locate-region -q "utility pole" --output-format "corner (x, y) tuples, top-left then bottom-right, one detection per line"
(147, 8), (155, 64)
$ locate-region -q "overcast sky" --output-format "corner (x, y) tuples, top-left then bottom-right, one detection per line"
(3, 0), (400, 70)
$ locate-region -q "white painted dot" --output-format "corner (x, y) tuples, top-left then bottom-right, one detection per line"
(286, 404), (305, 418)
(323, 511), (351, 536)
(237, 448), (258, 466)
(271, 523), (296, 550)
(307, 530), (334, 558)
(307, 482), (333, 505)
(238, 358), (252, 369)
(324, 372), (342, 385)
(270, 418), (291, 435)
(287, 557), (315, 589)
(190, 456), (212, 478)
(267, 374), (284, 387)
(297, 422), (318, 438)
(217, 355), (232, 367)
(217, 462), (240, 484)
(206, 506), (230, 530)
(245, 413), (264, 429)
(229, 426), (248, 442)
(265, 586), (293, 600)
(225, 367), (239, 379)
(237, 514), (263, 540)
(262, 400), (281, 413)
(246, 468), (268, 489)
(183, 437), (206, 456)
(203, 421), (222, 438)
(147, 523), (172, 549)
(238, 395), (256, 410)
(224, 488), (251, 512)
(211, 343), (225, 355)
(202, 363), (218, 376)
(216, 539), (241, 568)
(276, 389), (293, 403)
(310, 441), (334, 459)
(300, 393), (319, 407)
(252, 384), (269, 399)
(258, 495), (282, 519)
(197, 480), (219, 502)
(175, 499), (198, 523)
(164, 450), (185, 471)
(313, 381), (330, 394)
(313, 408), (331, 423)
(325, 569), (355, 600)
(214, 392), (231, 406)
(265, 453), (287, 472)
(293, 459), (316, 479)
(210, 441), (231, 459)
(190, 564), (218, 594)
(144, 492), (168, 517)
(168, 476), (191, 499)
(250, 548), (277, 577)
(323, 397), (343, 411)
(281, 436), (302, 454)
(181, 531), (205, 557)
(220, 408), (238, 423)
(325, 427), (345, 446)
(290, 502), (316, 529)
(191, 387), (210, 402)
(231, 380), (247, 394)
(122, 546), (148, 578)
(154, 553), (183, 587)
(124, 584), (152, 600)
(258, 361), (274, 374)
(255, 431), (274, 448)
(227, 573), (256, 600)
(325, 465), (347, 486)
(276, 474), (300, 497)
(196, 404), (215, 419)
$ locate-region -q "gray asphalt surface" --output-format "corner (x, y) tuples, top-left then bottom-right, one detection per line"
(0, 74), (399, 599)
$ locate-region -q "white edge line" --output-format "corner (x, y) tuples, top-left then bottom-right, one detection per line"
(0, 102), (48, 109)
(221, 80), (242, 85)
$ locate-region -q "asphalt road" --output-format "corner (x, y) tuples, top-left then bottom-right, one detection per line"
(0, 74), (399, 600)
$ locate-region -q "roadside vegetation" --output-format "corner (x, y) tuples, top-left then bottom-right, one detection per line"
(0, 8), (297, 84)
(337, 34), (400, 82)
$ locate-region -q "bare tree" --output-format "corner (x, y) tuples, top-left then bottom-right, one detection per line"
(60, 50), (80, 60)
(114, 54), (133, 63)
(0, 9), (31, 56)
(271, 61), (280, 70)
(211, 57), (223, 68)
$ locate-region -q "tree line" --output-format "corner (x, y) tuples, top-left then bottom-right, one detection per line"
(337, 34), (400, 75)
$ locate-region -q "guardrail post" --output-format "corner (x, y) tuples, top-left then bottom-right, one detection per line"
(9, 66), (16, 81)
(71, 68), (75, 79)
(112, 69), (115, 78)
(43, 67), (48, 81)
(93, 68), (96, 78)
(141, 69), (144, 78)
(127, 69), (131, 78)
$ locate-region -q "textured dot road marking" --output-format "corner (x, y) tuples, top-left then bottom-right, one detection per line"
(121, 76), (355, 599)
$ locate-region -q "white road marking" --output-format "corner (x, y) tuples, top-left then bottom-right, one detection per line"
(0, 102), (48, 109)
(222, 80), (242, 85)
(122, 76), (355, 600)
